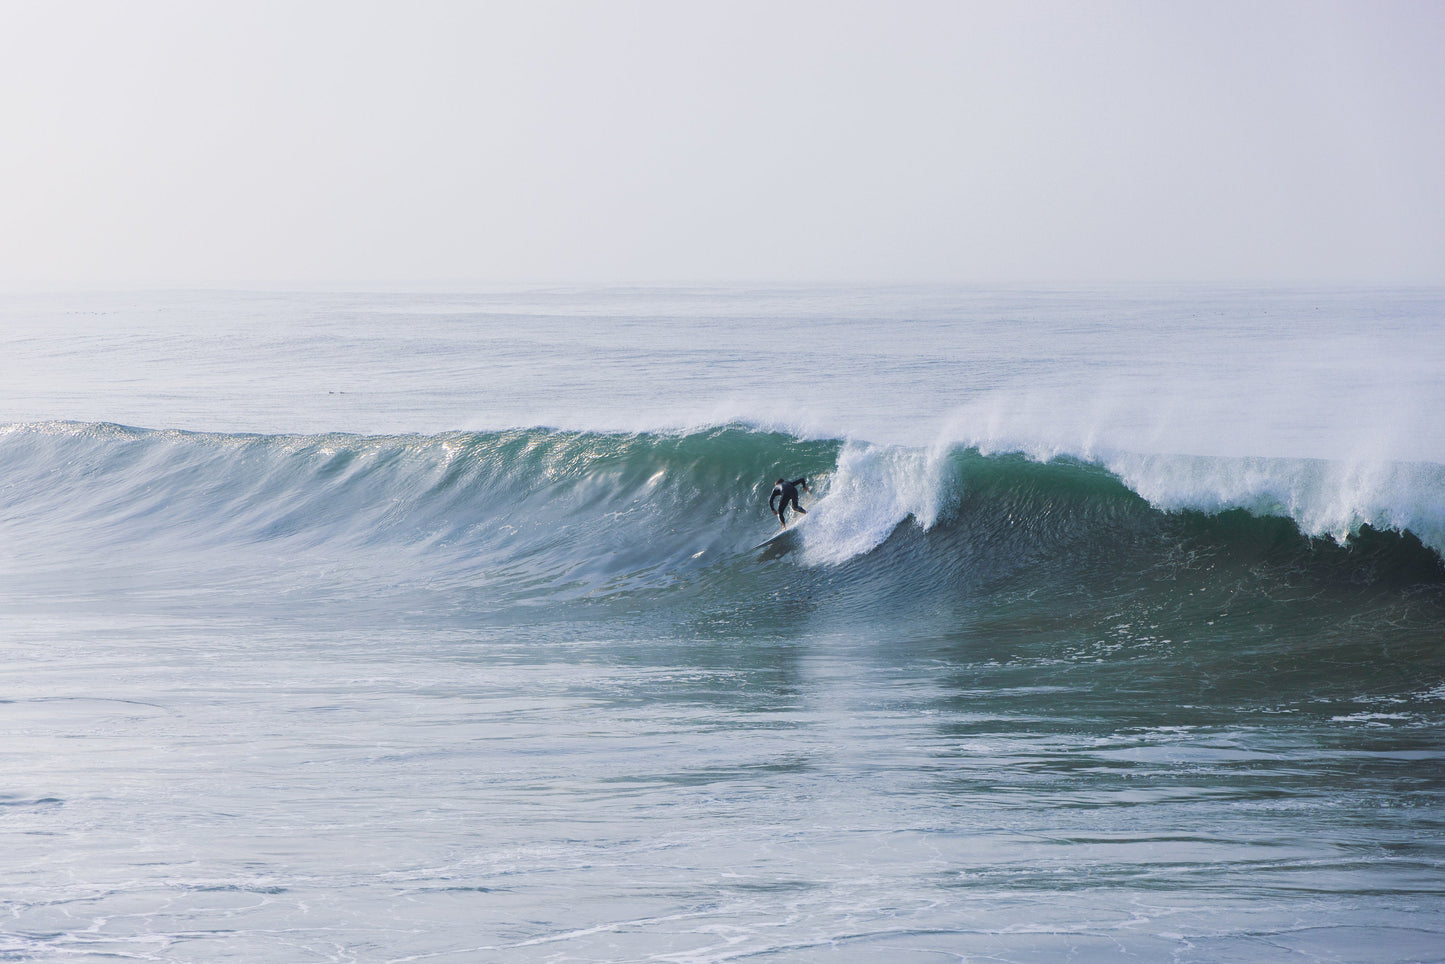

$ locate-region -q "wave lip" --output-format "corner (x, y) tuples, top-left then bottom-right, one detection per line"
(1105, 451), (1445, 558)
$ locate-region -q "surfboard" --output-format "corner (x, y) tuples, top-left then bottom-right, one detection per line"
(753, 517), (807, 554)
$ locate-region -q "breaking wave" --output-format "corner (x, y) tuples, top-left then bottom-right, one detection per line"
(2, 421), (1440, 601)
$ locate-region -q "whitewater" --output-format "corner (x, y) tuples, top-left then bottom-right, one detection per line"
(1, 286), (1442, 962)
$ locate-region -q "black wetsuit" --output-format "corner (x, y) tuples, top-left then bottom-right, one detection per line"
(770, 477), (809, 527)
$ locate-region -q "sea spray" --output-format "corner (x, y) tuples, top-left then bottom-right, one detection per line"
(1106, 451), (1445, 555)
(797, 441), (954, 566)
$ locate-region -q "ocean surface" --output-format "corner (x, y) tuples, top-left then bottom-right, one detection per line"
(1, 285), (1442, 962)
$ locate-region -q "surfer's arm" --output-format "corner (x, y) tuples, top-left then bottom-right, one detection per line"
(792, 478), (810, 492)
(769, 488), (780, 513)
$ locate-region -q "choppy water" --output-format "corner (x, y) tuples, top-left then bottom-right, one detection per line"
(1, 286), (1442, 961)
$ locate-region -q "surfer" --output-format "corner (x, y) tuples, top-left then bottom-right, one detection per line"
(770, 477), (810, 528)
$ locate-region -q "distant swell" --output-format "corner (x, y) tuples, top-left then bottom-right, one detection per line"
(1, 421), (1441, 605)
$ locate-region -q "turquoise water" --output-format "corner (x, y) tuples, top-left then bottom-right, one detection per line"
(1, 287), (1442, 961)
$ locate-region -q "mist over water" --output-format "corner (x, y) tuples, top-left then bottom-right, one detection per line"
(1, 287), (1442, 961)
(4, 286), (1442, 461)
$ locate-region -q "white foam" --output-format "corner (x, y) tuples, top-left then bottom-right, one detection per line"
(798, 442), (953, 566)
(794, 426), (1445, 565)
(1106, 452), (1445, 554)
(929, 393), (1445, 557)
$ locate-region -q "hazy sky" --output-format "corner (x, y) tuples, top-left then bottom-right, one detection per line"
(2, 0), (1441, 285)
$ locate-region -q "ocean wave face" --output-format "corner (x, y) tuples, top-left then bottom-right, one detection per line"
(1, 288), (1443, 962)
(4, 419), (1439, 625)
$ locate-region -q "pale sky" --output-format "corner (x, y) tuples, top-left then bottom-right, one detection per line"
(1, 0), (1441, 286)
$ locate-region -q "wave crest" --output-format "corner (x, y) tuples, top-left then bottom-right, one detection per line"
(1107, 452), (1445, 557)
